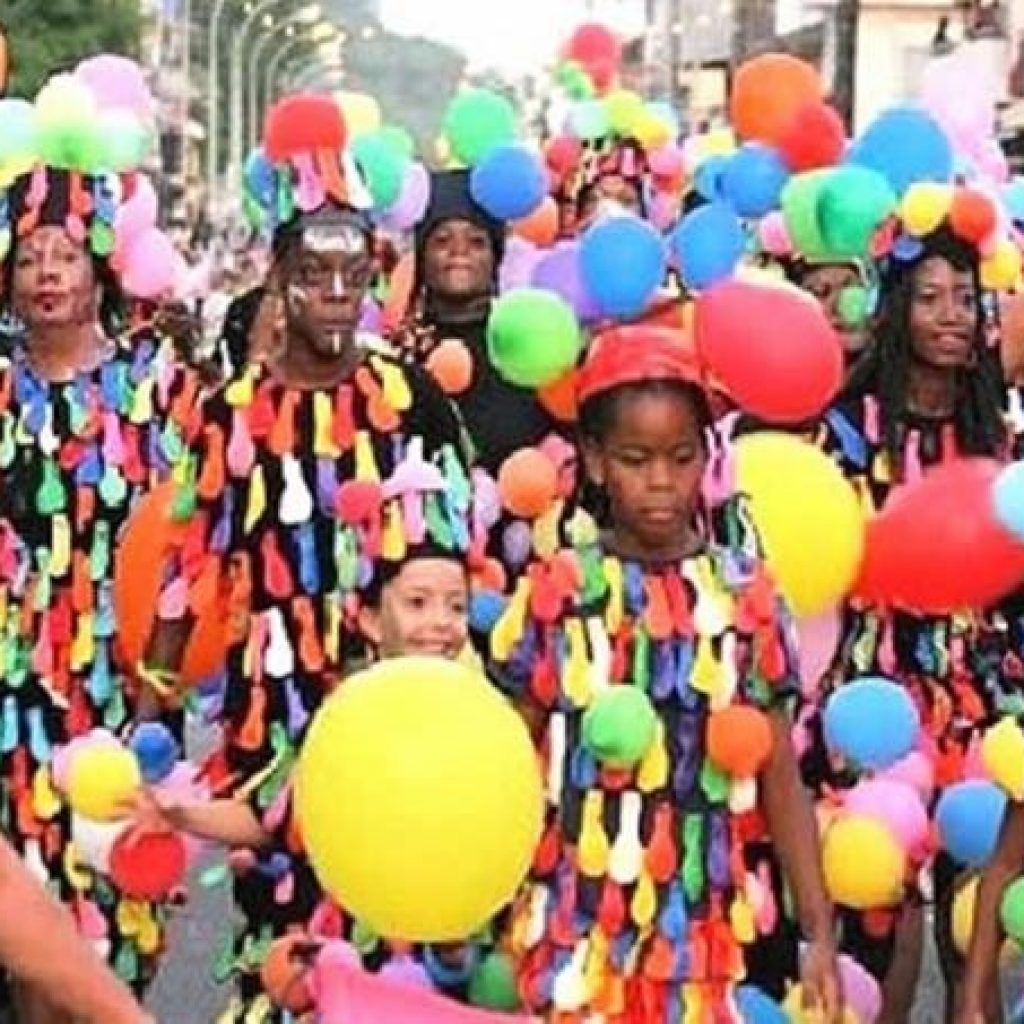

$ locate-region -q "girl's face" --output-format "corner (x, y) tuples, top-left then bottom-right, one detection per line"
(800, 264), (869, 360)
(908, 255), (978, 369)
(422, 218), (494, 302)
(11, 225), (97, 330)
(582, 388), (707, 561)
(360, 558), (469, 660)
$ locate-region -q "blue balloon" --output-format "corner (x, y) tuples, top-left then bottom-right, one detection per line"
(470, 590), (508, 633)
(822, 677), (920, 770)
(936, 780), (1007, 867)
(130, 722), (180, 785)
(847, 107), (953, 196)
(735, 985), (789, 1024)
(994, 461), (1024, 542)
(1005, 178), (1024, 224)
(579, 215), (667, 318)
(469, 144), (547, 221)
(670, 202), (745, 291)
(721, 143), (790, 219)
(694, 155), (729, 202)
(244, 148), (275, 207)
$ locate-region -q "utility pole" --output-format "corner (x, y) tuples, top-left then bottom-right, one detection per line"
(832, 0), (860, 129)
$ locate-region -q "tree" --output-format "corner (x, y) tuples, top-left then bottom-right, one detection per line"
(2, 0), (142, 97)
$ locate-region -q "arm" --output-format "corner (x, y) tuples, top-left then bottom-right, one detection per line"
(0, 837), (151, 1024)
(960, 802), (1024, 1020)
(163, 796), (272, 849)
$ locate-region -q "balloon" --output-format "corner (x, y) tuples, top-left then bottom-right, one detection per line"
(467, 951), (521, 1011)
(900, 182), (954, 237)
(499, 236), (541, 292)
(76, 54), (154, 120)
(425, 339), (474, 396)
(382, 251), (415, 332)
(0, 26), (6, 95)
(352, 133), (409, 210)
(0, 99), (37, 162)
(603, 89), (646, 136)
(120, 228), (178, 299)
(261, 935), (316, 1014)
(822, 677), (920, 771)
(695, 279), (843, 423)
(579, 215), (666, 318)
(34, 73), (104, 171)
(1001, 877), (1024, 946)
(564, 23), (622, 73)
(109, 828), (187, 901)
(721, 143), (790, 219)
(757, 211), (793, 257)
(994, 461), (1024, 542)
(735, 985), (789, 1023)
(129, 722), (180, 785)
(855, 459), (1024, 614)
(487, 288), (582, 388)
(706, 706), (773, 778)
(569, 99), (611, 141)
(513, 196), (559, 247)
(497, 448), (558, 519)
(921, 51), (997, 154)
(981, 717), (1024, 800)
(671, 203), (746, 291)
(784, 985), (860, 1024)
(545, 135), (583, 179)
(821, 814), (905, 909)
(795, 610), (840, 694)
(469, 145), (547, 221)
(70, 814), (127, 874)
(953, 876), (980, 954)
(380, 162), (430, 231)
(537, 371), (579, 423)
(531, 242), (599, 320)
(114, 174), (158, 249)
(936, 780), (1007, 867)
(845, 777), (929, 855)
(97, 109), (153, 171)
(336, 91), (382, 139)
(949, 188), (998, 245)
(734, 434), (864, 617)
(837, 953), (882, 1024)
(776, 101), (846, 172)
(378, 125), (416, 161)
(443, 89), (517, 166)
(295, 658), (544, 941)
(693, 155), (729, 202)
(66, 744), (141, 822)
(848, 107), (954, 196)
(816, 166), (897, 259)
(881, 750), (935, 803)
(730, 54), (822, 145)
(981, 238), (1022, 291)
(581, 687), (657, 768)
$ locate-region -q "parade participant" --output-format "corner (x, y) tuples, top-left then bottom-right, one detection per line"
(489, 326), (840, 1022)
(801, 225), (1014, 1024)
(0, 62), (201, 1019)
(136, 93), (482, 1023)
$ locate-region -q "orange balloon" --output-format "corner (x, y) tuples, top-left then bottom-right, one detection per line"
(426, 339), (473, 395)
(473, 557), (508, 594)
(730, 54), (822, 145)
(513, 197), (559, 248)
(706, 705), (774, 777)
(497, 448), (558, 519)
(382, 251), (416, 333)
(537, 370), (578, 423)
(0, 28), (7, 95)
(260, 936), (315, 1015)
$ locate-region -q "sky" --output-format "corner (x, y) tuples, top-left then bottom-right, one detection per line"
(378, 0), (645, 75)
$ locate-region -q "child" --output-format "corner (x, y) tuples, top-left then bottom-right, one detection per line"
(489, 326), (841, 1022)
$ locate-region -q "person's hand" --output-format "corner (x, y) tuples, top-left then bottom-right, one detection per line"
(114, 786), (184, 836)
(800, 936), (843, 1024)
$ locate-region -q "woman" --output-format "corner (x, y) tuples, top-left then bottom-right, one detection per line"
(802, 227), (1014, 1024)
(142, 94), (481, 1023)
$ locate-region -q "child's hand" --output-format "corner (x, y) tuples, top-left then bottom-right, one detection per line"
(800, 937), (843, 1024)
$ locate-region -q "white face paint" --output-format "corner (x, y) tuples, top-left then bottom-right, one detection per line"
(300, 223), (367, 257)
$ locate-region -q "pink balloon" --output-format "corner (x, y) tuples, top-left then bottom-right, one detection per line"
(881, 749), (935, 802)
(381, 162), (430, 231)
(920, 51), (996, 155)
(795, 610), (840, 696)
(499, 236), (542, 291)
(114, 175), (158, 251)
(121, 228), (179, 300)
(648, 191), (679, 232)
(758, 210), (792, 256)
(837, 953), (882, 1024)
(648, 144), (684, 178)
(845, 777), (929, 856)
(76, 54), (155, 121)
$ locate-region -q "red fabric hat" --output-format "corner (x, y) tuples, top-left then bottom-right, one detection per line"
(577, 324), (705, 405)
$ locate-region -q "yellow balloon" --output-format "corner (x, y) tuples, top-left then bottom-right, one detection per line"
(982, 716), (1024, 800)
(295, 657), (543, 942)
(822, 814), (904, 910)
(784, 984), (859, 1024)
(603, 89), (646, 137)
(951, 875), (1020, 965)
(900, 182), (953, 238)
(981, 239), (1022, 292)
(633, 109), (672, 150)
(336, 91), (382, 140)
(735, 433), (865, 618)
(66, 745), (141, 822)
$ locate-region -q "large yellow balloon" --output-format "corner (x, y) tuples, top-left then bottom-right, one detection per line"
(735, 433), (865, 618)
(981, 239), (1022, 292)
(295, 657), (543, 942)
(822, 814), (905, 910)
(982, 716), (1024, 800)
(336, 91), (382, 140)
(66, 746), (141, 822)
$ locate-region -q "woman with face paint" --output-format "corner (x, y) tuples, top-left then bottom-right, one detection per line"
(799, 227), (1016, 1024)
(136, 95), (481, 1023)
(0, 71), (202, 1019)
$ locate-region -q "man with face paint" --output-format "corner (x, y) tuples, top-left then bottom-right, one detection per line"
(136, 94), (482, 1023)
(397, 169), (558, 474)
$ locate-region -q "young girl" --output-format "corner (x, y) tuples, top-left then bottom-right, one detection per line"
(488, 326), (840, 1022)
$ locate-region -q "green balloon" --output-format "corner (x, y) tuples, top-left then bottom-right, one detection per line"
(819, 167), (896, 260)
(780, 170), (831, 262)
(443, 88), (517, 166)
(352, 132), (409, 210)
(486, 288), (582, 389)
(1000, 876), (1024, 945)
(581, 686), (657, 768)
(467, 951), (521, 1011)
(378, 124), (416, 160)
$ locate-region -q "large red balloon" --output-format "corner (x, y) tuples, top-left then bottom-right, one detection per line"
(777, 101), (846, 172)
(564, 23), (622, 70)
(109, 828), (187, 902)
(855, 459), (1024, 614)
(694, 279), (843, 423)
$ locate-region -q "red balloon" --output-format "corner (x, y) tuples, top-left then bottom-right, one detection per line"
(777, 102), (846, 172)
(564, 23), (622, 70)
(694, 279), (843, 423)
(855, 459), (1024, 614)
(545, 136), (583, 180)
(730, 53), (822, 145)
(109, 828), (187, 902)
(950, 188), (997, 246)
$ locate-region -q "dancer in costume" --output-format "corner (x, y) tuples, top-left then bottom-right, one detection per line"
(489, 326), (840, 1023)
(0, 63), (200, 1020)
(138, 94), (483, 1023)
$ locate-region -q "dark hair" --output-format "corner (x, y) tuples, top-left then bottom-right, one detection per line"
(359, 547), (470, 610)
(270, 204), (374, 266)
(844, 227), (1006, 466)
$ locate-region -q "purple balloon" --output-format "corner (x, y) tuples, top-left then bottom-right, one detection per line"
(499, 236), (542, 291)
(530, 241), (600, 321)
(381, 162), (430, 231)
(358, 297), (382, 333)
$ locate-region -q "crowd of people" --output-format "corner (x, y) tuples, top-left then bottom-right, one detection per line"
(4, 19), (1024, 1024)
